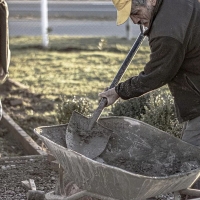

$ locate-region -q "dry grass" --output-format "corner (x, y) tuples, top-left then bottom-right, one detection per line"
(1, 35), (150, 137)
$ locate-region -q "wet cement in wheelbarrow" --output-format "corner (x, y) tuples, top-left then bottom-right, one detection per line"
(69, 126), (200, 177)
(99, 135), (200, 177)
(103, 156), (200, 177)
(60, 114), (200, 177)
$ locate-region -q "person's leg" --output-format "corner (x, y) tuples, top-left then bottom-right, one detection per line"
(182, 116), (200, 147)
(0, 0), (10, 83)
(0, 0), (10, 120)
(0, 100), (2, 120)
(181, 116), (200, 193)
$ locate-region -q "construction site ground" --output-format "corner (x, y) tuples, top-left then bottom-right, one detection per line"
(0, 155), (58, 199)
(0, 79), (59, 199)
(0, 79), (200, 200)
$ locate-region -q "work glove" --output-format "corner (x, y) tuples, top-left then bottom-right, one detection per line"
(98, 87), (119, 106)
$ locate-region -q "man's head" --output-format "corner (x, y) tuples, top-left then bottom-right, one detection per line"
(112, 0), (157, 27)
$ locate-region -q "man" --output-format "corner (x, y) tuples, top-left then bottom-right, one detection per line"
(99, 0), (200, 148)
(0, 0), (10, 119)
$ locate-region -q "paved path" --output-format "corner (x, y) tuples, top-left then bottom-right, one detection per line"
(9, 19), (140, 37)
(7, 0), (140, 38)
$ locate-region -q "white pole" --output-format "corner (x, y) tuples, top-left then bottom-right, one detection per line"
(128, 18), (132, 40)
(41, 0), (49, 48)
(126, 18), (132, 40)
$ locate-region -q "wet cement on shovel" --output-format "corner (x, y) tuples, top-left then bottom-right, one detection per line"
(67, 120), (106, 144)
(66, 112), (112, 158)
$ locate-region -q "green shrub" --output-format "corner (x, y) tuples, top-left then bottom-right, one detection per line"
(110, 89), (182, 138)
(140, 89), (182, 138)
(56, 96), (92, 124)
(110, 93), (150, 120)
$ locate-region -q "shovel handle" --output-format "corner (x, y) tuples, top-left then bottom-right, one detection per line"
(89, 28), (145, 130)
(109, 30), (145, 88)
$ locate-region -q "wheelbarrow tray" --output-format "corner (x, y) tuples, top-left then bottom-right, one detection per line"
(34, 116), (200, 200)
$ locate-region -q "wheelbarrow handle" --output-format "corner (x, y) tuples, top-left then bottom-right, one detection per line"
(89, 28), (146, 130)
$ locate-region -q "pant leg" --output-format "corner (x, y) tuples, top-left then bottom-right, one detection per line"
(0, 99), (2, 120)
(0, 0), (10, 83)
(181, 116), (200, 147)
(181, 116), (200, 191)
(0, 1), (9, 120)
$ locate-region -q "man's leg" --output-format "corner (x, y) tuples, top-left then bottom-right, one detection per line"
(182, 116), (200, 147)
(0, 0), (10, 83)
(0, 0), (10, 120)
(0, 100), (2, 120)
(182, 116), (200, 191)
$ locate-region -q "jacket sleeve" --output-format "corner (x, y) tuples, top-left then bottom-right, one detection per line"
(115, 36), (185, 100)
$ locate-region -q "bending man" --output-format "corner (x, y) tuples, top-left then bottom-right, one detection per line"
(99, 0), (200, 148)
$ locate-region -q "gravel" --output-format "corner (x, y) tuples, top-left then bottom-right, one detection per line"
(0, 155), (58, 200)
(0, 124), (59, 200)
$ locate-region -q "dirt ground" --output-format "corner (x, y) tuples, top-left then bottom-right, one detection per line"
(0, 155), (58, 199)
(0, 78), (57, 157)
(0, 79), (199, 200)
(0, 125), (25, 157)
(0, 79), (59, 199)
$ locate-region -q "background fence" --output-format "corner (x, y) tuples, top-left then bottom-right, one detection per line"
(7, 0), (141, 47)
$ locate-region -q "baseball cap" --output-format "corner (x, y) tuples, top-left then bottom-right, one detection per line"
(112, 0), (132, 25)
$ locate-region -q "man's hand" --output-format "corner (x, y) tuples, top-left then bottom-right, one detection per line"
(99, 87), (119, 106)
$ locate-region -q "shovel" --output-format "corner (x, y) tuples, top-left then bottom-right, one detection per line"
(66, 25), (146, 159)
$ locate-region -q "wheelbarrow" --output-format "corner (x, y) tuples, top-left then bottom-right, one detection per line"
(34, 116), (200, 200)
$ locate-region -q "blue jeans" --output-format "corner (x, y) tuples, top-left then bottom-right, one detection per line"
(182, 116), (200, 147)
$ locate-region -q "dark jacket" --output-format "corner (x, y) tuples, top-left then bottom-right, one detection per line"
(115, 0), (200, 123)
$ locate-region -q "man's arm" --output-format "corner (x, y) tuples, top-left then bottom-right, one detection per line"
(115, 36), (185, 100)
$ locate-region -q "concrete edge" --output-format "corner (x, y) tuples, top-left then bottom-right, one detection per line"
(1, 110), (47, 156)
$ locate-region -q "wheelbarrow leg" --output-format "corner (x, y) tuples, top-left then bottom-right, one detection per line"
(173, 191), (181, 200)
(59, 164), (65, 196)
(179, 188), (200, 199)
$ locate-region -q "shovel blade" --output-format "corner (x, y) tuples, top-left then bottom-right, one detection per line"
(66, 111), (112, 159)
